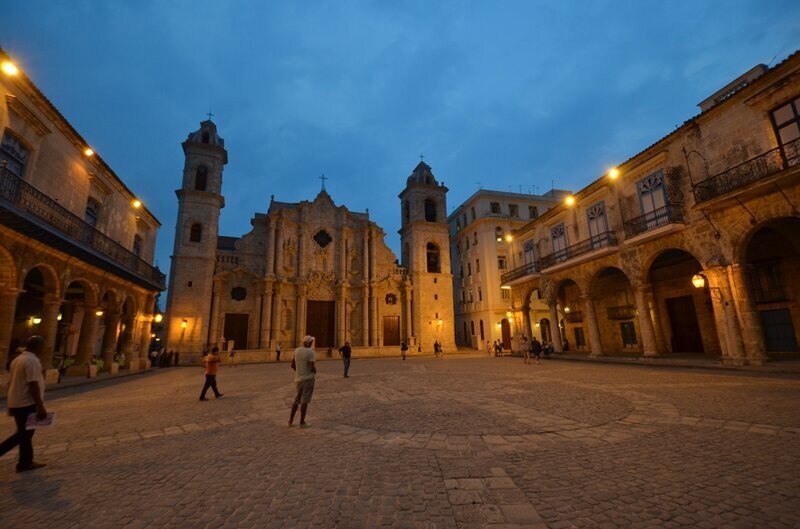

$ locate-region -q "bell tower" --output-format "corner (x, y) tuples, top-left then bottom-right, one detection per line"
(165, 119), (227, 354)
(398, 160), (456, 352)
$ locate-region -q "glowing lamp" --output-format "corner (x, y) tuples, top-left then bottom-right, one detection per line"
(57, 313), (63, 321)
(154, 313), (163, 323)
(1, 61), (19, 76)
(505, 234), (513, 242)
(506, 311), (512, 318)
(32, 317), (42, 325)
(132, 199), (142, 209)
(564, 306), (571, 313)
(500, 285), (511, 290)
(151, 333), (156, 338)
(691, 274), (706, 289)
(437, 319), (443, 325)
(181, 319), (188, 329)
(496, 236), (503, 242)
(608, 168), (620, 180)
(565, 195), (576, 206)
(84, 148), (95, 157)
(95, 310), (104, 317)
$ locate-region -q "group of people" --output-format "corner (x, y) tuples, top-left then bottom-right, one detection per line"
(488, 337), (557, 362)
(148, 348), (180, 368)
(432, 340), (444, 358)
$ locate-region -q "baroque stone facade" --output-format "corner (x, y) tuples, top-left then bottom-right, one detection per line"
(165, 124), (455, 359)
(0, 48), (163, 384)
(502, 51), (800, 365)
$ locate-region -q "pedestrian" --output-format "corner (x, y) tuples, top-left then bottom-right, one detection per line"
(400, 341), (408, 361)
(199, 347), (224, 401)
(289, 335), (316, 428)
(486, 340), (492, 356)
(522, 336), (530, 364)
(339, 341), (352, 378)
(0, 335), (48, 473)
(531, 336), (542, 363)
(228, 349), (238, 367)
(148, 348), (157, 367)
(275, 342), (281, 363)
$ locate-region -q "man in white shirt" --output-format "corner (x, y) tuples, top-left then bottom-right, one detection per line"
(288, 335), (316, 428)
(0, 335), (48, 472)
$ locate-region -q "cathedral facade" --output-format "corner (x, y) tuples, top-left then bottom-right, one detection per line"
(165, 120), (455, 359)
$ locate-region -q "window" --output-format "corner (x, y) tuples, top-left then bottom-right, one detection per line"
(403, 200), (409, 223)
(479, 320), (485, 341)
(385, 293), (397, 305)
(459, 264), (464, 277)
(469, 289), (474, 303)
(498, 256), (507, 270)
(501, 288), (510, 300)
(476, 258), (480, 273)
(467, 262), (472, 276)
(620, 322), (637, 347)
(495, 227), (504, 241)
(201, 131), (210, 143)
(424, 199), (437, 222)
(470, 207), (476, 221)
(470, 321), (475, 335)
(460, 290), (466, 304)
(473, 232), (478, 246)
(313, 230), (332, 248)
(456, 220), (461, 231)
(0, 131), (29, 178)
(462, 214), (467, 227)
(426, 243), (440, 273)
(490, 202), (501, 214)
(189, 223), (203, 242)
(586, 201), (608, 245)
(523, 238), (536, 264)
(195, 166), (208, 191)
(551, 223), (567, 261)
(528, 205), (539, 219)
(85, 198), (101, 228)
(466, 237), (470, 249)
(231, 287), (247, 301)
(509, 204), (519, 218)
(478, 287), (482, 301)
(771, 97), (800, 147)
(573, 328), (586, 348)
(457, 241), (461, 255)
(132, 234), (143, 257)
(637, 171), (667, 216)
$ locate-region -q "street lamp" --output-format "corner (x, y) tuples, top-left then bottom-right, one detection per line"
(154, 313), (163, 323)
(691, 273), (727, 305)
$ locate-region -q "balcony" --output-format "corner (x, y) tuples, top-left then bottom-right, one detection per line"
(693, 136), (800, 204)
(539, 231), (618, 270)
(607, 304), (636, 320)
(623, 203), (684, 239)
(500, 261), (539, 284)
(0, 168), (165, 290)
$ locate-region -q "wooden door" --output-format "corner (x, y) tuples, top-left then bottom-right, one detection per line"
(306, 301), (335, 348)
(665, 296), (704, 353)
(501, 318), (512, 350)
(223, 314), (249, 350)
(383, 316), (400, 346)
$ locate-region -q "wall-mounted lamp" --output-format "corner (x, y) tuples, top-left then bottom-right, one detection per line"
(132, 199), (142, 209)
(564, 195), (576, 206)
(181, 319), (188, 329)
(154, 313), (163, 323)
(564, 306), (571, 313)
(691, 273), (727, 305)
(57, 313), (63, 321)
(608, 167), (620, 180)
(1, 61), (19, 76)
(31, 316), (42, 325)
(84, 148), (95, 157)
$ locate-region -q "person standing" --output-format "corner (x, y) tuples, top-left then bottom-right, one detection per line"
(400, 341), (408, 361)
(339, 341), (352, 378)
(228, 349), (238, 367)
(486, 340), (492, 356)
(531, 336), (542, 364)
(199, 347), (224, 401)
(0, 335), (48, 473)
(289, 336), (316, 428)
(275, 342), (281, 363)
(522, 336), (531, 364)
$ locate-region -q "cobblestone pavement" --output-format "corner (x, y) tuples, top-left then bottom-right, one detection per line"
(1, 356), (799, 528)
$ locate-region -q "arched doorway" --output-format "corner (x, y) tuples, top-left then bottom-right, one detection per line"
(11, 266), (59, 368)
(117, 297), (137, 368)
(539, 318), (551, 343)
(647, 249), (719, 355)
(556, 279), (583, 352)
(741, 217), (800, 355)
(99, 291), (121, 371)
(500, 318), (511, 350)
(590, 267), (637, 355)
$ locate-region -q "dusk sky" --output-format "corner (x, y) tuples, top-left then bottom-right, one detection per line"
(4, 1), (799, 276)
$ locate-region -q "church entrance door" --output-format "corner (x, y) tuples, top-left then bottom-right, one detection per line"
(224, 313), (249, 350)
(307, 301), (335, 348)
(383, 316), (400, 346)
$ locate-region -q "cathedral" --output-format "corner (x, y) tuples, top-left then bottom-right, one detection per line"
(165, 120), (455, 360)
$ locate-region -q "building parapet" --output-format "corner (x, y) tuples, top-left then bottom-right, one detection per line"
(540, 231), (618, 270)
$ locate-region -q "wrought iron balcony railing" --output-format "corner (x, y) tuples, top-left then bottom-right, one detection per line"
(500, 261), (539, 284)
(0, 167), (165, 289)
(622, 203), (684, 239)
(539, 231), (618, 270)
(693, 136), (800, 204)
(607, 304), (636, 320)
(564, 310), (584, 323)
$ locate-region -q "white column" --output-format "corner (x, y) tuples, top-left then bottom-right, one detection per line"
(549, 301), (563, 352)
(633, 283), (658, 357)
(583, 296), (603, 357)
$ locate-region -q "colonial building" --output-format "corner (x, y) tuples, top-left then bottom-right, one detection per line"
(502, 52), (800, 365)
(448, 189), (567, 350)
(0, 49), (164, 384)
(165, 124), (455, 359)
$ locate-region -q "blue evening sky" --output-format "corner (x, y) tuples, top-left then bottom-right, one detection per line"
(4, 1), (799, 277)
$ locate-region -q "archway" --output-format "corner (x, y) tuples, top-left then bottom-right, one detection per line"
(524, 289), (549, 342)
(647, 249), (719, 355)
(555, 279), (583, 352)
(99, 290), (121, 371)
(57, 281), (93, 365)
(500, 318), (511, 350)
(539, 318), (551, 343)
(11, 266), (59, 368)
(116, 296), (137, 368)
(741, 217), (800, 355)
(589, 267), (637, 355)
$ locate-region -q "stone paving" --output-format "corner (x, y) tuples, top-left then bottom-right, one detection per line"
(1, 356), (800, 528)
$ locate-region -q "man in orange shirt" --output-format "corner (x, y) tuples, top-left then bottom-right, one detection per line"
(199, 347), (224, 401)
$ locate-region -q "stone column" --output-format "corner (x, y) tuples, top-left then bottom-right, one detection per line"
(362, 290), (369, 347)
(706, 266), (746, 364)
(40, 295), (62, 370)
(261, 281), (273, 350)
(583, 296), (603, 357)
(369, 293), (377, 346)
(100, 310), (121, 370)
(266, 221), (276, 276)
(633, 283), (658, 357)
(376, 293), (383, 347)
(270, 283), (283, 348)
(402, 283), (412, 342)
(549, 301), (563, 352)
(74, 305), (100, 365)
(729, 264), (767, 364)
(0, 288), (20, 371)
(275, 219), (285, 275)
(137, 315), (152, 370)
(207, 279), (222, 349)
(337, 285), (347, 346)
(295, 285), (307, 347)
(522, 302), (532, 341)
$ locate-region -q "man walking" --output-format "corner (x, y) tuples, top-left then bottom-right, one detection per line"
(199, 347), (224, 401)
(289, 336), (316, 428)
(531, 336), (543, 364)
(339, 341), (352, 378)
(275, 342), (281, 363)
(0, 335), (48, 473)
(400, 341), (408, 360)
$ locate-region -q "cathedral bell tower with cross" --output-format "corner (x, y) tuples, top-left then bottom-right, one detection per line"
(398, 158), (456, 353)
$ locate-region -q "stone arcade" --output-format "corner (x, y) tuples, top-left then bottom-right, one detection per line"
(165, 121), (455, 361)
